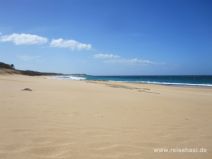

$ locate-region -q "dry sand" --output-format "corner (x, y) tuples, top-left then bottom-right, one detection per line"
(0, 75), (211, 159)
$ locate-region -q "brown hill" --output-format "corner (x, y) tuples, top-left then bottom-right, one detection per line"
(0, 62), (63, 76)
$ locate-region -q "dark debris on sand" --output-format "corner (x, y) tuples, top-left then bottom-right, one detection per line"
(22, 88), (32, 91)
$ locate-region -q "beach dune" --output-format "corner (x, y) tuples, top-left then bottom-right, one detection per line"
(0, 75), (211, 159)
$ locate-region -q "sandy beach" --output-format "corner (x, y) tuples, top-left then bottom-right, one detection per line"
(0, 74), (211, 159)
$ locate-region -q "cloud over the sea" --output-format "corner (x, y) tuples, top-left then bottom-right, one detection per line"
(109, 58), (154, 65)
(0, 33), (48, 45)
(50, 38), (92, 50)
(94, 53), (120, 59)
(94, 53), (154, 65)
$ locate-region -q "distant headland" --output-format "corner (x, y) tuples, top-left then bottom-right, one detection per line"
(0, 61), (63, 76)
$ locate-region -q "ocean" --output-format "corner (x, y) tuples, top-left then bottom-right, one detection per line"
(55, 75), (212, 87)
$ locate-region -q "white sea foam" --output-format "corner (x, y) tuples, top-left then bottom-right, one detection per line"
(49, 76), (212, 87)
(54, 75), (86, 80)
(140, 81), (212, 87)
(68, 76), (86, 80)
(108, 80), (212, 87)
(131, 81), (212, 87)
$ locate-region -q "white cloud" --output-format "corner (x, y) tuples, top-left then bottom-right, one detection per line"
(106, 58), (154, 65)
(0, 33), (48, 45)
(94, 53), (120, 59)
(94, 53), (154, 65)
(50, 38), (92, 50)
(117, 58), (154, 65)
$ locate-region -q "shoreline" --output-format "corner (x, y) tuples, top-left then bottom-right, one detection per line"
(50, 75), (212, 89)
(2, 74), (212, 90)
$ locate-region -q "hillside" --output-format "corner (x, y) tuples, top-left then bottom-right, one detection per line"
(0, 62), (63, 76)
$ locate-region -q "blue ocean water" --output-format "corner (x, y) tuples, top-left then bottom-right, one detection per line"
(56, 75), (212, 87)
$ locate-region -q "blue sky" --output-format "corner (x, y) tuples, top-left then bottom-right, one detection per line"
(0, 0), (211, 75)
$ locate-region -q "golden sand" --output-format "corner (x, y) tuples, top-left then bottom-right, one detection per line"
(0, 75), (211, 159)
